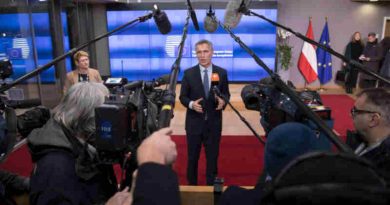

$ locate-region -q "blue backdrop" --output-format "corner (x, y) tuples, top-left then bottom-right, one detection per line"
(107, 8), (277, 82)
(0, 13), (71, 83)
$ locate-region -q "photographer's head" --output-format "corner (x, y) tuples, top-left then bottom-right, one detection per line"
(53, 82), (109, 138)
(265, 122), (330, 179)
(352, 88), (390, 145)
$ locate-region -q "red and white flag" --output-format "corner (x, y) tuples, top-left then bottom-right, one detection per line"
(298, 19), (318, 83)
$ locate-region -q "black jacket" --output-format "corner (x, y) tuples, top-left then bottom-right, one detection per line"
(133, 163), (181, 205)
(179, 64), (230, 135)
(360, 136), (390, 185)
(380, 50), (390, 79)
(361, 42), (383, 80)
(27, 119), (116, 205)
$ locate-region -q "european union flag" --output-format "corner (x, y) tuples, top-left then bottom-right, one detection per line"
(316, 21), (332, 84)
(7, 48), (22, 59)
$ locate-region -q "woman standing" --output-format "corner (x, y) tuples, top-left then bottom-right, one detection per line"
(343, 32), (364, 93)
(63, 50), (103, 94)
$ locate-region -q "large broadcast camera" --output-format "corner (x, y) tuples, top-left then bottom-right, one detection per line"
(0, 59), (50, 162)
(94, 74), (169, 164)
(241, 77), (332, 148)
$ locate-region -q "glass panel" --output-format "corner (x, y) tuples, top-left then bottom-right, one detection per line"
(0, 1), (70, 107)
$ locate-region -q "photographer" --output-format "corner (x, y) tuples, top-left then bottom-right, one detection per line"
(28, 82), (117, 205)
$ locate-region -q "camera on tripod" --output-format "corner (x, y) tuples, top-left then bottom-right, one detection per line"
(0, 59), (50, 162)
(240, 77), (332, 149)
(94, 74), (169, 164)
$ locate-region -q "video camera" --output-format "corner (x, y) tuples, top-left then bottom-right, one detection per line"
(0, 59), (50, 162)
(241, 77), (332, 138)
(94, 74), (169, 164)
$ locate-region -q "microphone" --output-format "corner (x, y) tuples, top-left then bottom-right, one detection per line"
(204, 4), (218, 33)
(153, 4), (172, 34)
(211, 73), (223, 99)
(223, 0), (249, 29)
(124, 74), (170, 90)
(211, 72), (220, 88)
(124, 80), (144, 90)
(154, 74), (170, 87)
(186, 0), (200, 31)
(7, 98), (42, 109)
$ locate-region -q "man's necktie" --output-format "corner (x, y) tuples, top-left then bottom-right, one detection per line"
(203, 69), (209, 98)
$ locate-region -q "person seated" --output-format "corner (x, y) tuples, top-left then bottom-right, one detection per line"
(350, 88), (390, 184)
(261, 152), (390, 205)
(219, 122), (331, 205)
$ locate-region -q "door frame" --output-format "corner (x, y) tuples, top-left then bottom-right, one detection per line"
(382, 16), (390, 40)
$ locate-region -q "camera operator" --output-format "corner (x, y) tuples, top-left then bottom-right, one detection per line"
(351, 88), (390, 184)
(28, 82), (117, 205)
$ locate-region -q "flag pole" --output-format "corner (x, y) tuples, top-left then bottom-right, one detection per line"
(317, 84), (326, 92)
(304, 16), (312, 91)
(304, 80), (309, 91)
(317, 16), (329, 92)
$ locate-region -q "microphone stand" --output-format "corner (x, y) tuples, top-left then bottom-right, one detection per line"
(212, 16), (352, 153)
(213, 87), (266, 145)
(0, 12), (154, 93)
(239, 7), (390, 86)
(157, 9), (191, 128)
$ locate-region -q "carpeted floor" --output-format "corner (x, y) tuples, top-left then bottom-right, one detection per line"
(321, 94), (356, 138)
(172, 135), (264, 186)
(171, 94), (356, 185)
(0, 94), (356, 186)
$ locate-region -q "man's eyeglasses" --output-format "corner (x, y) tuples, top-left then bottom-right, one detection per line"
(350, 106), (380, 117)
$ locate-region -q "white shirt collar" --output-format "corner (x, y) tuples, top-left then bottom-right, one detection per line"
(199, 64), (212, 73)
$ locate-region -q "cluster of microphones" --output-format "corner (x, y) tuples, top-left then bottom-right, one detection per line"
(145, 0), (250, 96)
(152, 0), (251, 35)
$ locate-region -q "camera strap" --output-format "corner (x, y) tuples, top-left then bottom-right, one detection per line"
(58, 122), (99, 181)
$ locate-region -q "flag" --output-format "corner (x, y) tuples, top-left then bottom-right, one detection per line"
(316, 21), (332, 84)
(298, 19), (318, 83)
(6, 48), (22, 59)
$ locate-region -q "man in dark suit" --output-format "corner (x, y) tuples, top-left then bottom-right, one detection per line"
(351, 88), (390, 184)
(180, 39), (230, 185)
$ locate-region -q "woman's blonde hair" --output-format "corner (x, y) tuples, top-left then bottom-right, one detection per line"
(73, 50), (89, 64)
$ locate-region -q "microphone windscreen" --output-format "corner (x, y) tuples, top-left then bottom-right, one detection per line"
(204, 15), (218, 33)
(153, 9), (172, 34)
(223, 0), (249, 29)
